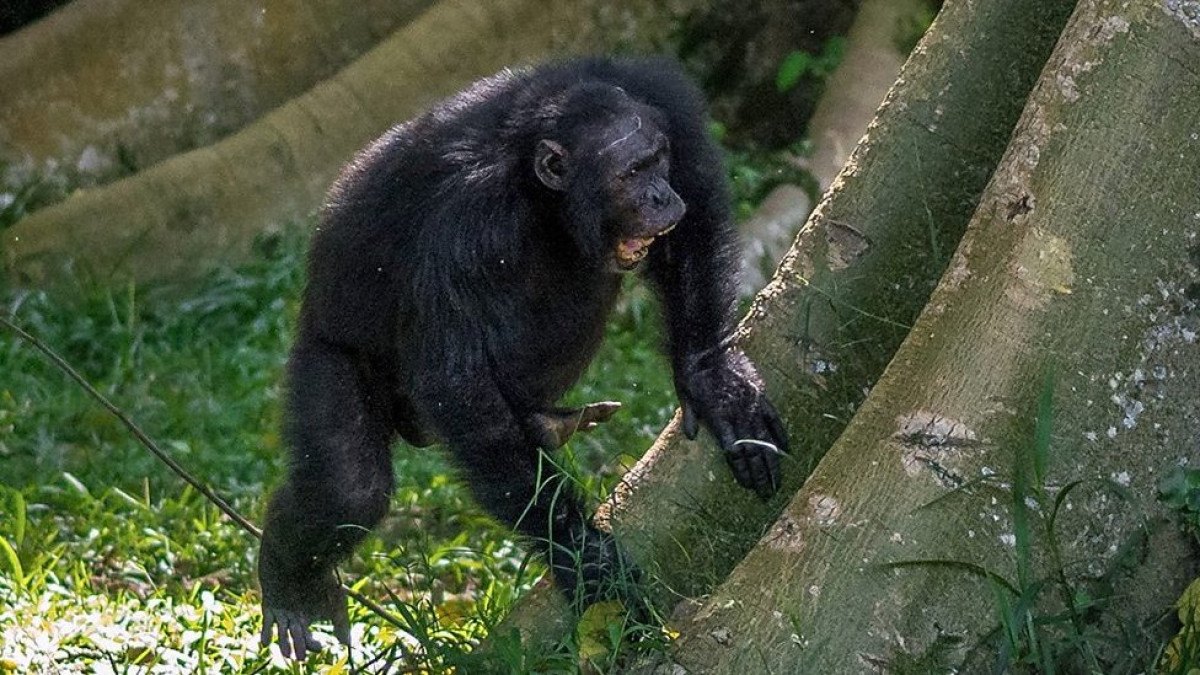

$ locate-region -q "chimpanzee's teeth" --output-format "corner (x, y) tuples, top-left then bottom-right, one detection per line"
(616, 235), (663, 266)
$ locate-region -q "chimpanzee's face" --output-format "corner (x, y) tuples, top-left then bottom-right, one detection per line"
(535, 105), (686, 271)
(595, 115), (686, 270)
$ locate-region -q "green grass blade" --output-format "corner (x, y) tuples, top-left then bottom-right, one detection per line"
(0, 537), (24, 588)
(883, 558), (1018, 595)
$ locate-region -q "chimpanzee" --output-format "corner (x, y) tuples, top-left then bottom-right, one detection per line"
(257, 55), (789, 659)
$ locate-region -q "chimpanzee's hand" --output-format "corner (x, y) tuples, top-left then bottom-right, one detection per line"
(259, 554), (351, 660)
(678, 348), (789, 498)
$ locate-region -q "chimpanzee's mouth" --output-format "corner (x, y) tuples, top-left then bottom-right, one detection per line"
(614, 223), (676, 269)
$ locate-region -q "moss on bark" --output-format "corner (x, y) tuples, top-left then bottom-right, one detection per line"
(0, 0), (432, 191)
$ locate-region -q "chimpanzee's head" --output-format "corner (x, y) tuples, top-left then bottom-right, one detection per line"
(534, 83), (686, 271)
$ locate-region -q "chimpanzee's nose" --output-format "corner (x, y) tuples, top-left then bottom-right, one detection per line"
(651, 189), (669, 208)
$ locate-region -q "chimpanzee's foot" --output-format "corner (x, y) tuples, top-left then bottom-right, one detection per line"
(548, 525), (648, 619)
(259, 562), (350, 660)
(261, 607), (324, 660)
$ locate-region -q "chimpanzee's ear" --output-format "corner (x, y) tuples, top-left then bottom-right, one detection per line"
(534, 139), (569, 191)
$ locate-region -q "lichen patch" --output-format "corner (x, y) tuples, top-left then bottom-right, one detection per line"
(1005, 227), (1075, 310)
(1104, 276), (1200, 438)
(809, 494), (842, 527)
(1163, 0), (1200, 38)
(1057, 73), (1081, 103)
(763, 511), (807, 552)
(1100, 14), (1133, 38)
(942, 236), (974, 292)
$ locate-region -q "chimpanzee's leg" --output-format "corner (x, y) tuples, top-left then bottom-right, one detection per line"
(258, 337), (395, 659)
(415, 378), (636, 607)
(458, 439), (638, 605)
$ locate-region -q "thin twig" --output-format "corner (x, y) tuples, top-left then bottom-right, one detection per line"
(0, 314), (411, 634)
(0, 315), (261, 537)
(346, 586), (409, 632)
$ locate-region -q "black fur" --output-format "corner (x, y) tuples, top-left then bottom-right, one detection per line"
(257, 55), (789, 658)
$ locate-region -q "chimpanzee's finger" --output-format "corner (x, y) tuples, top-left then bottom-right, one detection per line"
(747, 449), (772, 497)
(290, 619), (308, 661)
(711, 416), (737, 454)
(761, 440), (782, 495)
(286, 619), (314, 658)
(760, 399), (790, 455)
(756, 453), (778, 498)
(725, 444), (753, 489)
(305, 627), (323, 655)
(332, 602), (352, 646)
(260, 611), (275, 647)
(712, 417), (754, 488)
(276, 615), (292, 659)
(735, 439), (779, 498)
(681, 402), (699, 439)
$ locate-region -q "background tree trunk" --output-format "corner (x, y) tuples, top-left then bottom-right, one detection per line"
(671, 0), (1200, 670)
(739, 0), (932, 293)
(0, 0), (432, 192)
(495, 0), (1076, 647)
(801, 0), (927, 191)
(1, 0), (688, 289)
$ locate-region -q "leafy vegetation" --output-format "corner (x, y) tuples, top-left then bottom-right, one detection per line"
(1159, 466), (1200, 542)
(1161, 579), (1200, 675)
(774, 37), (847, 94)
(894, 0), (944, 54)
(1158, 469), (1200, 674)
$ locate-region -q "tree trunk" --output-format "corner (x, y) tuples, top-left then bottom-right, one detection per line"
(606, 0), (1076, 601)
(494, 0), (1076, 647)
(0, 0), (432, 191)
(739, 0), (931, 293)
(671, 0), (1200, 671)
(801, 0), (926, 191)
(1, 0), (685, 289)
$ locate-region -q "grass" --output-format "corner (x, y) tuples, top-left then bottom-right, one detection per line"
(0, 229), (678, 673)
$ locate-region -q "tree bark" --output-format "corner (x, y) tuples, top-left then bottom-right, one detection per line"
(0, 0), (432, 191)
(671, 0), (1200, 671)
(494, 0), (1076, 647)
(1, 0), (685, 288)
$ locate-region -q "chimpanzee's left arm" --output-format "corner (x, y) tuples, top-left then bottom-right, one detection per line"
(617, 60), (789, 497)
(643, 182), (789, 497)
